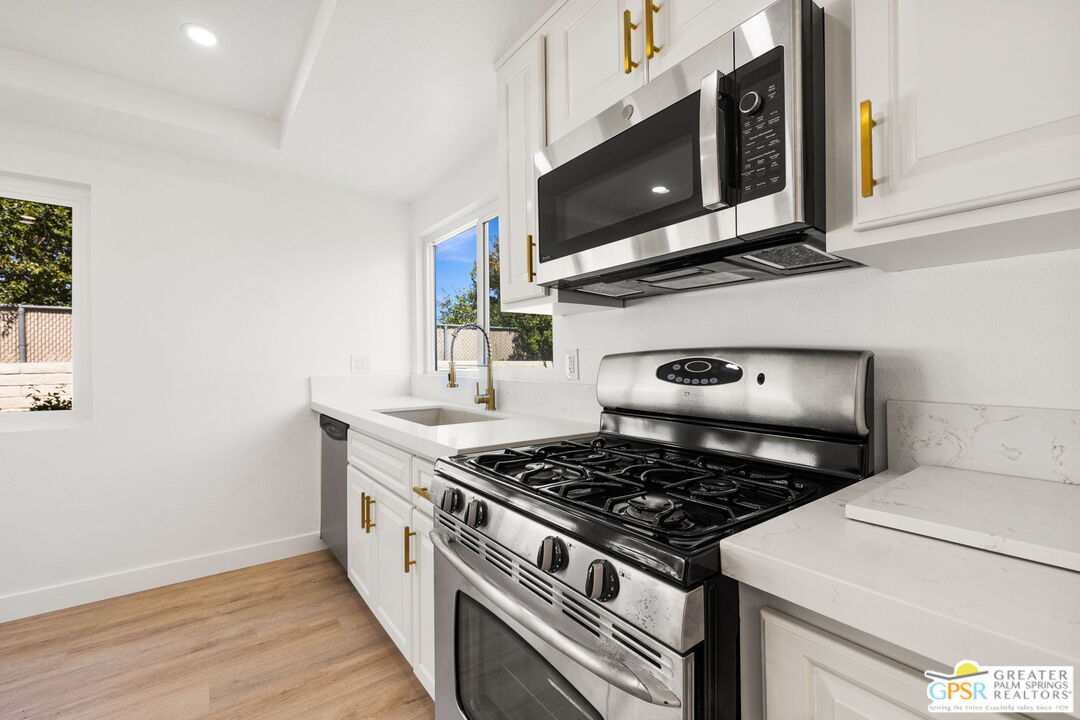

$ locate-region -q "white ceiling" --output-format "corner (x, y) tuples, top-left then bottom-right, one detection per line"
(0, 0), (322, 119)
(0, 0), (554, 201)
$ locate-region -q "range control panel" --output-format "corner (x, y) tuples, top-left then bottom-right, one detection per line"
(655, 357), (744, 386)
(736, 46), (786, 202)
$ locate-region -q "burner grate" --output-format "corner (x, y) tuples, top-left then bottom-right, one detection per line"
(465, 435), (821, 548)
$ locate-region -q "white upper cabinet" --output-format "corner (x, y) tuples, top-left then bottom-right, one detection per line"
(545, 0), (646, 143)
(497, 35), (549, 306)
(832, 0), (1080, 270)
(644, 0), (770, 76)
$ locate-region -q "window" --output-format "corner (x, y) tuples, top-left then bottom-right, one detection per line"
(0, 174), (89, 427)
(429, 211), (552, 371)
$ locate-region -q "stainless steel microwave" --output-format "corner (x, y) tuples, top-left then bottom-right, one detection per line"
(535, 0), (853, 300)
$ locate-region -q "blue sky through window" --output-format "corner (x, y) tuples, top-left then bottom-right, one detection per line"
(434, 225), (477, 326)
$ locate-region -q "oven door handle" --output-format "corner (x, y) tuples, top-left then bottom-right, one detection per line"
(431, 531), (682, 708)
(700, 69), (733, 210)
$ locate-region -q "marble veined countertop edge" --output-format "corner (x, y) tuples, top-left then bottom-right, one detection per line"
(720, 470), (1080, 668)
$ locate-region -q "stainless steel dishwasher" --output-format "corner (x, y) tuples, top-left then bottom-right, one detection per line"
(319, 414), (349, 568)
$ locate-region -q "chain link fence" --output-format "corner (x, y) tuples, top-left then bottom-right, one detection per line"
(435, 324), (520, 364)
(0, 305), (73, 363)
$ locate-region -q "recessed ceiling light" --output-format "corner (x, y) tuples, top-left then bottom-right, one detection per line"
(651, 185), (670, 194)
(182, 24), (218, 47)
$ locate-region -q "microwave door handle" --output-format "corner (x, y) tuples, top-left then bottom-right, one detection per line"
(700, 70), (731, 210)
(431, 531), (682, 708)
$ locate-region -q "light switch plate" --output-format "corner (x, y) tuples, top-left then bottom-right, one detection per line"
(350, 354), (371, 374)
(565, 348), (579, 381)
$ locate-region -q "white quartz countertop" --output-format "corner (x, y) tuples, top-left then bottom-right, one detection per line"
(720, 470), (1080, 672)
(311, 393), (597, 460)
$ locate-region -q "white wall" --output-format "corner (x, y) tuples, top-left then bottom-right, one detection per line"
(410, 147), (497, 239)
(0, 119), (411, 620)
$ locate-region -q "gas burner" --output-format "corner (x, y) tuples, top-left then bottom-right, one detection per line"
(557, 450), (619, 466)
(542, 479), (634, 502)
(639, 467), (704, 487)
(616, 463), (661, 479)
(518, 462), (586, 486)
(686, 478), (741, 499)
(611, 493), (694, 530)
(630, 494), (677, 513)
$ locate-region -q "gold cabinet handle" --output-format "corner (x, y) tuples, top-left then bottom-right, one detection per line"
(360, 491), (368, 530)
(404, 526), (417, 574)
(364, 496), (376, 533)
(623, 10), (639, 74)
(859, 100), (878, 198)
(412, 486), (431, 501)
(525, 234), (536, 283)
(645, 1), (662, 59)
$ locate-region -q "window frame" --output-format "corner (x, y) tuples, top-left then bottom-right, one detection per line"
(0, 172), (91, 432)
(423, 202), (498, 374)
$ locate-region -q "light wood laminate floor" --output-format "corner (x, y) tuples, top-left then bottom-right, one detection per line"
(0, 551), (435, 720)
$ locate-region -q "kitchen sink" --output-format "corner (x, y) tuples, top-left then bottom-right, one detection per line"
(377, 406), (501, 427)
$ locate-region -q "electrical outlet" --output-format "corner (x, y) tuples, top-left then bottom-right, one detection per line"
(565, 348), (580, 381)
(350, 354), (371, 374)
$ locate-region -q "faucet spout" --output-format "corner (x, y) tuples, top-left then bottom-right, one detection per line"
(446, 324), (496, 411)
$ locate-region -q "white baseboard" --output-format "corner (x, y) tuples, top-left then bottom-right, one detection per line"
(0, 532), (327, 624)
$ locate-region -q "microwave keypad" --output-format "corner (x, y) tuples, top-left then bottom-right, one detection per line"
(737, 46), (786, 202)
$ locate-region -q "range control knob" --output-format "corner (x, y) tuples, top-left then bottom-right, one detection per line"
(584, 559), (620, 602)
(535, 536), (568, 573)
(739, 90), (763, 115)
(439, 488), (462, 514)
(463, 499), (487, 528)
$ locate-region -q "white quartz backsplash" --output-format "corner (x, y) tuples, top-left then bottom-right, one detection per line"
(888, 400), (1078, 484)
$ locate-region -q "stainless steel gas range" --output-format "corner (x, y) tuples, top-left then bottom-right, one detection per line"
(431, 348), (874, 720)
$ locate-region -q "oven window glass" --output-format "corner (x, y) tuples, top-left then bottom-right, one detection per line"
(537, 91), (708, 262)
(455, 593), (602, 720)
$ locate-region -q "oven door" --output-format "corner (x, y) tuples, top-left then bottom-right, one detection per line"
(536, 32), (736, 287)
(433, 530), (690, 720)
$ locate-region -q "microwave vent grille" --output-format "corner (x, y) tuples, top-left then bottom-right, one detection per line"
(647, 270), (753, 290)
(742, 243), (842, 270)
(574, 282), (644, 298)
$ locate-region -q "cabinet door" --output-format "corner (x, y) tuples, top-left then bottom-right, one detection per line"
(762, 609), (1019, 720)
(410, 509), (435, 698)
(497, 35), (549, 306)
(645, 0), (768, 76)
(372, 483), (414, 663)
(345, 466), (376, 603)
(545, 0), (646, 144)
(852, 0), (1080, 231)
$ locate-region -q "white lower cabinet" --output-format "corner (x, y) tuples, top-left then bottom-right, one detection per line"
(370, 481), (415, 662)
(410, 510), (436, 697)
(761, 609), (1019, 720)
(345, 431), (437, 699)
(346, 466), (376, 602)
